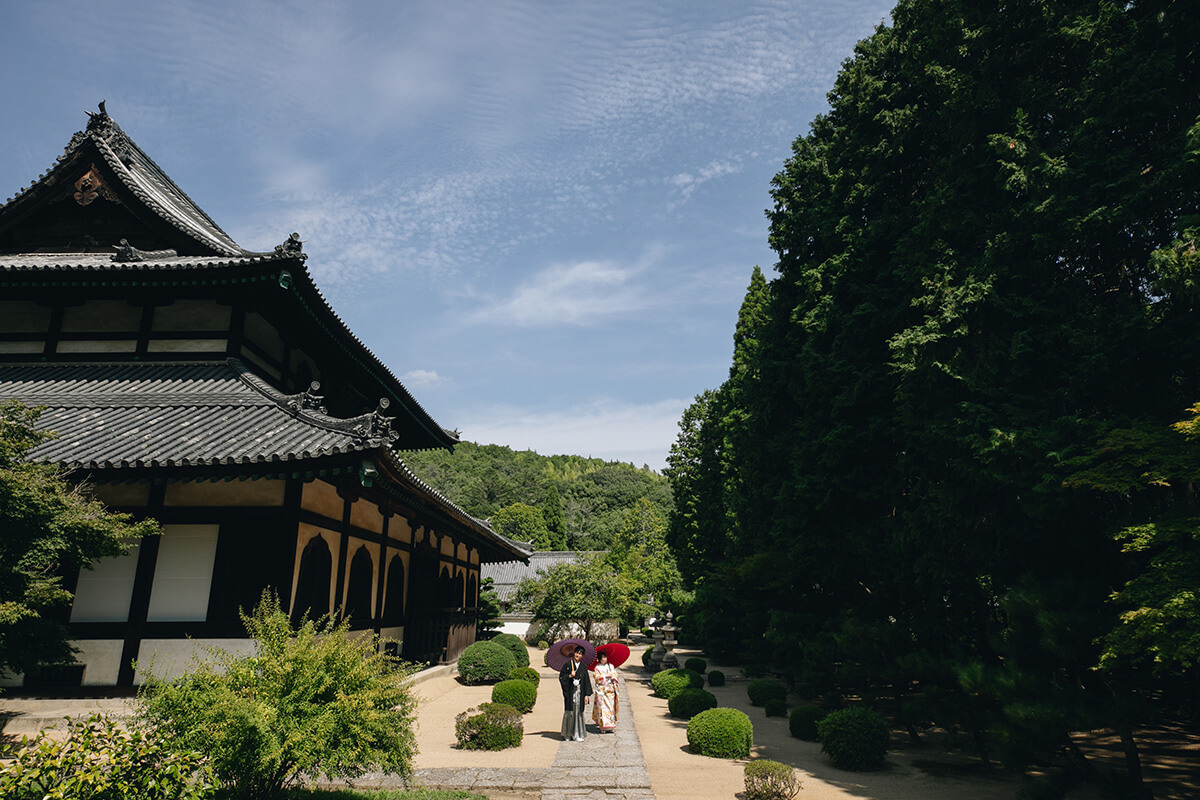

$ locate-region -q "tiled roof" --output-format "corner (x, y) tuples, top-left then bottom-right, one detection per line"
(0, 252), (278, 272)
(0, 360), (386, 469)
(0, 358), (530, 561)
(1, 106), (242, 256)
(482, 551), (602, 601)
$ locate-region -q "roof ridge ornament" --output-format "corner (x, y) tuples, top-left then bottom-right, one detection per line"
(111, 238), (179, 262)
(83, 100), (130, 161)
(284, 381), (328, 415)
(352, 397), (399, 445)
(274, 232), (306, 262)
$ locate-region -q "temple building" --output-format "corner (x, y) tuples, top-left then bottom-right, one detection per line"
(0, 104), (530, 690)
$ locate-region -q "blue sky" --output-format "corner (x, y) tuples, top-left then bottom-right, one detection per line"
(0, 1), (893, 470)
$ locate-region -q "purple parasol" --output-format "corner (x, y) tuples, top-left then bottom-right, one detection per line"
(544, 637), (596, 671)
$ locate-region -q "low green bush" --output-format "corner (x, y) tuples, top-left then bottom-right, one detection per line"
(788, 705), (827, 740)
(764, 698), (788, 718)
(0, 713), (216, 800)
(454, 703), (524, 751)
(686, 707), (753, 758)
(651, 667), (704, 699)
(138, 593), (418, 799)
(537, 640), (549, 650)
(743, 759), (801, 800)
(684, 657), (707, 673)
(457, 640), (518, 685)
(817, 707), (889, 771)
(668, 687), (719, 719)
(642, 646), (654, 667)
(641, 627), (654, 638)
(707, 669), (725, 687)
(490, 633), (531, 668)
(747, 678), (787, 707)
(508, 666), (541, 685)
(491, 679), (538, 713)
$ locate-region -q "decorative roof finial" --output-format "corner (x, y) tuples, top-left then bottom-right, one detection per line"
(98, 99), (107, 116)
(274, 232), (306, 261)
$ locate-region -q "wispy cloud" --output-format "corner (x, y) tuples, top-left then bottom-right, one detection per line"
(467, 245), (677, 328)
(667, 159), (740, 208)
(402, 369), (444, 388)
(459, 397), (690, 471)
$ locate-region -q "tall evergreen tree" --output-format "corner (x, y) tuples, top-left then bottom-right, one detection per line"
(670, 0), (1200, 786)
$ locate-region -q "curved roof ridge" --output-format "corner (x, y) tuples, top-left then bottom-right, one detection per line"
(85, 108), (244, 257)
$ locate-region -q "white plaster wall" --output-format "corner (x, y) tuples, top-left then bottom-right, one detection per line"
(133, 638), (255, 685)
(75, 639), (126, 686)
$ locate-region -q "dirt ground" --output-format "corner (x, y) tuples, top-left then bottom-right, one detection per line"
(412, 644), (1198, 800)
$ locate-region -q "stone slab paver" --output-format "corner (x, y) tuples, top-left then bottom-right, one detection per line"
(413, 671), (655, 800)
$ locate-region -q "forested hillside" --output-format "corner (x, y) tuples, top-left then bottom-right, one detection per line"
(401, 441), (671, 551)
(667, 0), (1200, 790)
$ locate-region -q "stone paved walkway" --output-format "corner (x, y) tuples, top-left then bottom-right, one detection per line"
(411, 675), (654, 800)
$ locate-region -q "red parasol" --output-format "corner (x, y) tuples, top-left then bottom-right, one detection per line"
(589, 642), (632, 669)
(544, 638), (596, 672)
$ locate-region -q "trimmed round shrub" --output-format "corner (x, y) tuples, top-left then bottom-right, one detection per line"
(708, 669), (726, 687)
(641, 627), (654, 638)
(747, 678), (787, 706)
(817, 707), (889, 771)
(686, 707), (753, 758)
(491, 679), (537, 713)
(668, 687), (719, 719)
(508, 666), (541, 685)
(788, 705), (827, 740)
(642, 646), (655, 667)
(764, 698), (788, 718)
(490, 632), (531, 667)
(651, 667), (704, 699)
(537, 640), (549, 650)
(684, 657), (708, 673)
(457, 640), (518, 684)
(455, 702), (524, 750)
(744, 759), (801, 800)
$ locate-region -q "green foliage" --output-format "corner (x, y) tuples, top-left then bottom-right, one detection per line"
(454, 703), (523, 751)
(707, 670), (725, 687)
(604, 498), (685, 624)
(0, 712), (216, 800)
(746, 678), (786, 707)
(489, 633), (530, 668)
(490, 503), (554, 551)
(401, 441), (672, 551)
(788, 706), (827, 740)
(817, 708), (890, 771)
(684, 657), (707, 673)
(456, 640), (518, 685)
(686, 707), (753, 759)
(512, 554), (625, 641)
(137, 593), (417, 800)
(537, 640), (549, 650)
(476, 578), (504, 637)
(541, 485), (567, 550)
(508, 666), (540, 685)
(0, 400), (161, 675)
(641, 646), (654, 668)
(666, 0), (1200, 780)
(743, 759), (802, 800)
(667, 687), (718, 719)
(764, 699), (788, 718)
(490, 679), (537, 713)
(651, 668), (704, 699)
